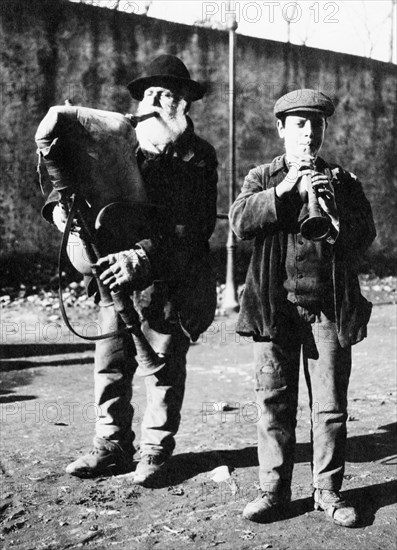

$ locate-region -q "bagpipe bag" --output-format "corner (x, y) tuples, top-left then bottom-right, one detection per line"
(35, 106), (158, 274)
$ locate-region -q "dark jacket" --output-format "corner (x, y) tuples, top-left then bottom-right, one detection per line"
(229, 154), (376, 347)
(133, 121), (218, 341)
(42, 120), (218, 341)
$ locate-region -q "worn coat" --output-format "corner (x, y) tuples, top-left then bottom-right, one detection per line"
(229, 154), (376, 347)
(133, 121), (218, 341)
(42, 119), (218, 342)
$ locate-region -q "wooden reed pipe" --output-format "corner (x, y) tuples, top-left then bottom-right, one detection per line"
(126, 112), (159, 128)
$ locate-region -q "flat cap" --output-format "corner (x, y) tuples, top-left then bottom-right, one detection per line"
(274, 89), (335, 118)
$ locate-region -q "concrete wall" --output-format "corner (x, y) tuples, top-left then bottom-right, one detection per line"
(1, 0), (396, 269)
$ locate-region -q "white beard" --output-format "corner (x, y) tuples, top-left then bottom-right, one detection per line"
(135, 99), (188, 154)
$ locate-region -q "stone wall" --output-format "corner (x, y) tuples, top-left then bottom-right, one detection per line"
(1, 0), (396, 270)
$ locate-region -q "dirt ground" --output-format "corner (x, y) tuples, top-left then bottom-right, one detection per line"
(0, 298), (396, 550)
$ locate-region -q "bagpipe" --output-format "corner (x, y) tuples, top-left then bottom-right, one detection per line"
(35, 105), (165, 376)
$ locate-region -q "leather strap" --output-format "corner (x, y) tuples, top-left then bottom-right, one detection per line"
(58, 195), (130, 341)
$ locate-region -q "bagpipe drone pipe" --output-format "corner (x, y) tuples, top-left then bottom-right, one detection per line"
(35, 105), (165, 376)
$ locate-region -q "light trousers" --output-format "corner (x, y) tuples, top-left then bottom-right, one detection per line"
(93, 301), (190, 457)
(254, 311), (351, 496)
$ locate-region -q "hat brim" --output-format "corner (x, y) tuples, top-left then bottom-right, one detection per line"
(276, 106), (334, 118)
(127, 75), (205, 102)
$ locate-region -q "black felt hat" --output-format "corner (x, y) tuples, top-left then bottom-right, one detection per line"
(127, 54), (205, 102)
(274, 89), (335, 118)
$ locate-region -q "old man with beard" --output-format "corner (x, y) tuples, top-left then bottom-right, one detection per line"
(49, 55), (218, 486)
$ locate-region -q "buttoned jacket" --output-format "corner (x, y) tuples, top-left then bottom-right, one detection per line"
(229, 154), (376, 347)
(133, 121), (218, 341)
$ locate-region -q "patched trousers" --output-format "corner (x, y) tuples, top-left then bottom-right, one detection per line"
(253, 310), (351, 497)
(93, 301), (190, 457)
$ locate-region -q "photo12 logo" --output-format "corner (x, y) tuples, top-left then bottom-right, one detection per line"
(202, 2), (340, 25)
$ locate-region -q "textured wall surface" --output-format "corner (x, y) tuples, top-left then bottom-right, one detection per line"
(1, 0), (396, 267)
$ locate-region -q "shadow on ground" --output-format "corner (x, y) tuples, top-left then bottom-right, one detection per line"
(346, 480), (397, 527)
(150, 425), (396, 485)
(1, 343), (94, 359)
(0, 344), (95, 402)
(0, 357), (94, 373)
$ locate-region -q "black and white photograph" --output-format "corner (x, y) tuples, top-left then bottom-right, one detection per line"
(0, 1), (396, 548)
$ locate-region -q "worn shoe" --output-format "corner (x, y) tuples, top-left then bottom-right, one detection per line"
(133, 453), (167, 487)
(65, 442), (134, 478)
(314, 489), (358, 527)
(243, 492), (290, 522)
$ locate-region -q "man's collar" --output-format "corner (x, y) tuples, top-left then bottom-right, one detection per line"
(268, 155), (288, 176)
(268, 154), (328, 176)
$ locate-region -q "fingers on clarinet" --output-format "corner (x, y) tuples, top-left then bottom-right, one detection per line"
(104, 277), (116, 288)
(96, 257), (109, 268)
(99, 268), (113, 281)
(315, 185), (331, 193)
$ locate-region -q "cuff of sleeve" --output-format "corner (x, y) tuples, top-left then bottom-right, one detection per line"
(135, 239), (155, 260)
(274, 186), (284, 218)
(274, 186), (283, 202)
(133, 246), (149, 263)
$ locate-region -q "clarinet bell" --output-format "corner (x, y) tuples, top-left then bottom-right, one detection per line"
(300, 214), (331, 241)
(300, 173), (331, 241)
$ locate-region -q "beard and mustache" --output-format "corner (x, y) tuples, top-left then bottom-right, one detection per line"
(135, 97), (188, 154)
